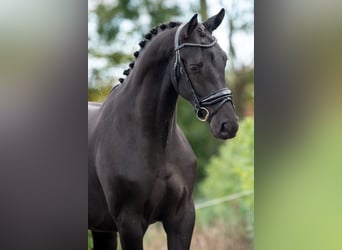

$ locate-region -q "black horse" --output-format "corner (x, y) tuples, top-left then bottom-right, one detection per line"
(88, 9), (238, 250)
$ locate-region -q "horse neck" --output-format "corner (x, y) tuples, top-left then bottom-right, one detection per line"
(106, 28), (179, 145)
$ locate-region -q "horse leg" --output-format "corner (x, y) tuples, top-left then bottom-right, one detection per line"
(163, 201), (195, 250)
(91, 231), (117, 250)
(117, 213), (144, 250)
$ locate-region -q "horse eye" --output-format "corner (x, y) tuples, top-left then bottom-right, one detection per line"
(189, 62), (202, 72)
(190, 65), (199, 71)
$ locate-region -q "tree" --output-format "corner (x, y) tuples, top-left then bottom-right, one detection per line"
(200, 0), (208, 20)
(88, 0), (181, 86)
(225, 0), (254, 117)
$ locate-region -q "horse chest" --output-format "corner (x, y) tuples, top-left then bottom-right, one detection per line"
(144, 171), (189, 222)
(146, 150), (196, 219)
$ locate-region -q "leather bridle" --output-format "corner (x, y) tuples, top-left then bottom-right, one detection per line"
(173, 23), (234, 122)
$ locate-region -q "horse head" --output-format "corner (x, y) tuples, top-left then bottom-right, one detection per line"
(171, 9), (239, 139)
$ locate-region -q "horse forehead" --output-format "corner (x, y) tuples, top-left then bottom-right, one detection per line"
(182, 48), (222, 67)
(197, 24), (208, 35)
(197, 23), (214, 39)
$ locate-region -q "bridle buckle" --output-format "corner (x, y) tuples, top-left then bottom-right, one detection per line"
(196, 107), (210, 122)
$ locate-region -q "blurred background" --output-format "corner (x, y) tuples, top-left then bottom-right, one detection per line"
(0, 0), (342, 250)
(1, 1), (341, 250)
(88, 0), (254, 249)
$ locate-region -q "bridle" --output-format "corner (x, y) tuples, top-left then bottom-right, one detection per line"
(173, 23), (234, 122)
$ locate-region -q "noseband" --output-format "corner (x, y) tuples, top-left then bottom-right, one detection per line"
(173, 23), (234, 122)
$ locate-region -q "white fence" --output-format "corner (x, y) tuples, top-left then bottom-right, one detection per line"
(195, 190), (254, 210)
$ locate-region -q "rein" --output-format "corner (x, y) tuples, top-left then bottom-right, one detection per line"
(173, 23), (234, 122)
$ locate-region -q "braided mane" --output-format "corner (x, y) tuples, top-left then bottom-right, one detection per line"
(112, 21), (181, 90)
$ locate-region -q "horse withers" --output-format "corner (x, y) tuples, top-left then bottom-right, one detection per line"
(88, 8), (238, 250)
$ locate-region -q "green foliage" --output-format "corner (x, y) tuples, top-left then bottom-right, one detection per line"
(88, 231), (93, 250)
(228, 66), (254, 117)
(226, 0), (254, 67)
(88, 86), (112, 102)
(197, 118), (254, 235)
(95, 0), (181, 43)
(89, 0), (182, 86)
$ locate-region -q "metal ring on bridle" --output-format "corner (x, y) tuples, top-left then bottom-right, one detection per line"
(196, 107), (210, 122)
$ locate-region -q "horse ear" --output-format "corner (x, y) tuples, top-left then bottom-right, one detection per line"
(184, 13), (198, 38)
(203, 8), (225, 32)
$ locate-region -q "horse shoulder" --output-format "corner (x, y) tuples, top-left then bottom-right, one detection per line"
(164, 126), (197, 201)
(170, 126), (197, 169)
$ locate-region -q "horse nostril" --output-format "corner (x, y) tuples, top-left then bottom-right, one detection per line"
(220, 121), (238, 136)
(221, 122), (229, 134)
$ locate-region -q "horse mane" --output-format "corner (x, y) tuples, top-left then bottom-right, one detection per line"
(112, 21), (181, 90)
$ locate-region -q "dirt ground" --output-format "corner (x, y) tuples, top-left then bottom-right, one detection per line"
(143, 222), (252, 250)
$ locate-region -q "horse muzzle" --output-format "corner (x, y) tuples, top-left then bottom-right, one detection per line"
(216, 119), (239, 139)
(209, 104), (239, 140)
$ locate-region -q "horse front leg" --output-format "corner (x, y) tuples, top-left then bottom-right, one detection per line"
(117, 211), (145, 250)
(163, 200), (195, 250)
(91, 231), (117, 250)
